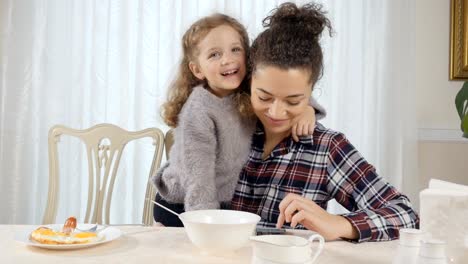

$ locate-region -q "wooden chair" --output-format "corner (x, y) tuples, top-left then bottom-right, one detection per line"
(42, 123), (164, 226)
(164, 129), (174, 159)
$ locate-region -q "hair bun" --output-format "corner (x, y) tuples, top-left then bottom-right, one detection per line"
(262, 2), (331, 40)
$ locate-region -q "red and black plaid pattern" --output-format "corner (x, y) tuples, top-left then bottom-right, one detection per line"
(231, 123), (419, 242)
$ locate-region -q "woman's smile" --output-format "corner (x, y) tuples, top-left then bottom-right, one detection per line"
(265, 115), (288, 126)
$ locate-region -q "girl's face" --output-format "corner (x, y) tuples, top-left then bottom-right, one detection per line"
(251, 66), (312, 137)
(189, 25), (246, 97)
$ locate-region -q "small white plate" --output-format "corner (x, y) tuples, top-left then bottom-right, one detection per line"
(15, 224), (122, 250)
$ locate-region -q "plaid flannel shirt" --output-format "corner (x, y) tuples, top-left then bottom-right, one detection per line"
(231, 123), (419, 242)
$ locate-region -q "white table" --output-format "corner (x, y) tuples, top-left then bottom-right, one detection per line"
(3, 225), (398, 264)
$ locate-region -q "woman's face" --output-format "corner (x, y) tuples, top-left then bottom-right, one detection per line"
(250, 66), (312, 137)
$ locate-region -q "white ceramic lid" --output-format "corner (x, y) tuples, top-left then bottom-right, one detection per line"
(419, 239), (447, 259)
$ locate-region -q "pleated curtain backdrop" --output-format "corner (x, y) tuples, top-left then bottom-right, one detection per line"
(0, 0), (416, 224)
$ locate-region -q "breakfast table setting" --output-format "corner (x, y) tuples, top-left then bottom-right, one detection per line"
(6, 224), (399, 264)
(4, 179), (467, 264)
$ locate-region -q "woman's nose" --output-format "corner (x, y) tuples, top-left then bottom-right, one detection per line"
(268, 101), (286, 118)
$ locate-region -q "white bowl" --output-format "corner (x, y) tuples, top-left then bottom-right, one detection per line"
(179, 209), (260, 253)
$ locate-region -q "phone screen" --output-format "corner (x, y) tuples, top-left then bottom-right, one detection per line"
(255, 227), (287, 235)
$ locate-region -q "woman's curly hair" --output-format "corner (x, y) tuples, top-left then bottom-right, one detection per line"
(249, 2), (333, 85)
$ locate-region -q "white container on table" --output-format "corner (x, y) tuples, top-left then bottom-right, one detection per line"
(416, 239), (448, 264)
(393, 228), (426, 264)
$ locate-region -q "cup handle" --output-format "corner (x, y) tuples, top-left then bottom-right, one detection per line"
(308, 234), (325, 263)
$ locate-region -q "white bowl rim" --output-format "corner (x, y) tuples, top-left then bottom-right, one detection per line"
(179, 209), (261, 225)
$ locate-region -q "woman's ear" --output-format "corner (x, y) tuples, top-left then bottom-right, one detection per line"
(189, 61), (205, 80)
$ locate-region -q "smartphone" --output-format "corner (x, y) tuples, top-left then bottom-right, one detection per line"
(256, 227), (287, 235)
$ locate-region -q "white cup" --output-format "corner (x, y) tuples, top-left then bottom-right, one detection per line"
(399, 228), (426, 247)
(250, 234), (325, 264)
(393, 229), (426, 264)
(417, 239), (448, 264)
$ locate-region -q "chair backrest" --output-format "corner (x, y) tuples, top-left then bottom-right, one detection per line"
(164, 129), (174, 159)
(42, 123), (164, 226)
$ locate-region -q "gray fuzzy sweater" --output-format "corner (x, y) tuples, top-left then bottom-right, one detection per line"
(152, 86), (326, 211)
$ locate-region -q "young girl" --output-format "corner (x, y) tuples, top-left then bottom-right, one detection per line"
(231, 2), (418, 242)
(152, 13), (325, 227)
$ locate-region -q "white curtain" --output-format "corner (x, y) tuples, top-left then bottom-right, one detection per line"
(0, 0), (417, 224)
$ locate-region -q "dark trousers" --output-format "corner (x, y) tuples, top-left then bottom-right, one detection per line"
(153, 193), (185, 227)
(153, 194), (232, 227)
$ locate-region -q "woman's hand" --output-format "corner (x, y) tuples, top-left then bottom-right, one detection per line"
(276, 193), (359, 241)
(291, 105), (316, 142)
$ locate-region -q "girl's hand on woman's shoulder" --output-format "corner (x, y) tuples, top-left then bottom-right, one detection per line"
(276, 193), (358, 241)
(291, 106), (316, 142)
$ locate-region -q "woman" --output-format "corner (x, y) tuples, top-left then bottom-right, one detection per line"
(231, 2), (419, 242)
